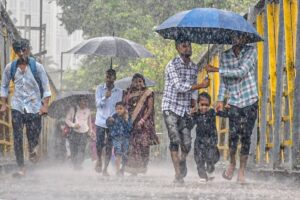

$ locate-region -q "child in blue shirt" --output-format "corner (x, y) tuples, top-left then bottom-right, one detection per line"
(106, 102), (132, 175)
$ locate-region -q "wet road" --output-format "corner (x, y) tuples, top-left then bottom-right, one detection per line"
(0, 160), (299, 200)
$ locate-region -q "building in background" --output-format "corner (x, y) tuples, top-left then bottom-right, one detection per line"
(7, 0), (84, 89)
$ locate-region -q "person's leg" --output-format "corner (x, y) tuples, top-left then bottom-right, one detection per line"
(25, 113), (42, 163)
(103, 129), (112, 176)
(238, 103), (258, 183)
(95, 126), (105, 173)
(112, 137), (122, 174)
(163, 111), (182, 183)
(75, 133), (88, 169)
(179, 115), (192, 179)
(121, 137), (130, 173)
(223, 106), (241, 180)
(68, 132), (79, 166)
(194, 139), (207, 181)
(11, 110), (25, 175)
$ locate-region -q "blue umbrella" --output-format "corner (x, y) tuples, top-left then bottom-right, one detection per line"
(155, 8), (263, 44)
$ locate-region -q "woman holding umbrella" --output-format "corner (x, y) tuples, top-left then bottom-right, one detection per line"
(65, 95), (94, 170)
(124, 73), (159, 175)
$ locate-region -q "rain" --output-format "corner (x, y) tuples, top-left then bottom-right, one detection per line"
(1, 0), (300, 200)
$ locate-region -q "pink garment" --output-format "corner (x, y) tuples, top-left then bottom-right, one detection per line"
(65, 106), (92, 133)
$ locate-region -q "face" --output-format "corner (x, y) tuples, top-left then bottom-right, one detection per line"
(116, 105), (126, 116)
(198, 97), (210, 114)
(15, 47), (30, 63)
(176, 41), (192, 58)
(132, 77), (145, 90)
(79, 98), (88, 108)
(105, 73), (116, 86)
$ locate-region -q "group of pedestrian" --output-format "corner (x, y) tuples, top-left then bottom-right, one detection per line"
(1, 34), (258, 185)
(163, 36), (258, 184)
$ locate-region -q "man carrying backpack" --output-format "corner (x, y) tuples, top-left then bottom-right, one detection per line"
(0, 39), (51, 177)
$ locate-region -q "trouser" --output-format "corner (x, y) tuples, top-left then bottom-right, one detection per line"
(96, 126), (112, 169)
(12, 110), (42, 167)
(69, 131), (88, 167)
(163, 110), (192, 153)
(228, 102), (258, 156)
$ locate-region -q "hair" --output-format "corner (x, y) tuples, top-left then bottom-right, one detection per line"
(77, 95), (88, 103)
(106, 68), (116, 78)
(115, 101), (126, 107)
(198, 92), (211, 105)
(12, 39), (31, 53)
(175, 34), (191, 47)
(132, 73), (145, 85)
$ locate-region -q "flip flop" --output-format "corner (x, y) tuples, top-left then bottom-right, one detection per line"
(222, 168), (235, 180)
(12, 171), (25, 178)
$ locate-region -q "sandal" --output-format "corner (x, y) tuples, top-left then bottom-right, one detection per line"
(222, 166), (235, 180)
(12, 171), (25, 178)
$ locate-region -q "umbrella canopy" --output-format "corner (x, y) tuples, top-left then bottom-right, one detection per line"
(114, 76), (156, 90)
(64, 36), (154, 58)
(155, 8), (263, 44)
(48, 91), (95, 119)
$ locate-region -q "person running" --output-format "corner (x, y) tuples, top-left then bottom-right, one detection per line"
(0, 39), (51, 177)
(162, 36), (209, 184)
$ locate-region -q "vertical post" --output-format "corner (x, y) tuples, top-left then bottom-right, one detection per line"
(260, 1), (270, 166)
(291, 0), (300, 169)
(60, 52), (64, 91)
(39, 0), (43, 54)
(273, 0), (285, 169)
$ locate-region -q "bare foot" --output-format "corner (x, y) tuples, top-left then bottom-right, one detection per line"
(237, 169), (246, 184)
(222, 164), (236, 180)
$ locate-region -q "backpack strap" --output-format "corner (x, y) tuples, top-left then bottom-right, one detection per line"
(10, 57), (44, 98)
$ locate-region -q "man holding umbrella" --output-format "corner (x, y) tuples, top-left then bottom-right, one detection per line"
(205, 36), (258, 184)
(162, 36), (210, 184)
(95, 69), (123, 175)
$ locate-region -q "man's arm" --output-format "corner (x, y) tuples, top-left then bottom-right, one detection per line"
(219, 47), (257, 78)
(37, 63), (51, 114)
(167, 63), (209, 92)
(0, 64), (12, 112)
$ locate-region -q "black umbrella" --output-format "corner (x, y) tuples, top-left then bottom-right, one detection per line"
(64, 36), (154, 68)
(114, 76), (156, 90)
(48, 91), (95, 119)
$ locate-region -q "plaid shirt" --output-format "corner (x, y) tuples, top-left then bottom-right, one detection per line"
(162, 56), (198, 117)
(218, 45), (258, 108)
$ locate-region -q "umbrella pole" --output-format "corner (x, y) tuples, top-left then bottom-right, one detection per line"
(110, 58), (113, 69)
(206, 44), (210, 79)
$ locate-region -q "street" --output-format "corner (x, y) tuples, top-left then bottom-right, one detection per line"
(0, 160), (299, 200)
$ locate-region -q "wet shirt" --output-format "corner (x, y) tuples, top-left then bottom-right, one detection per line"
(218, 45), (258, 108)
(65, 106), (92, 133)
(106, 113), (132, 138)
(162, 56), (198, 117)
(95, 84), (123, 128)
(0, 62), (51, 114)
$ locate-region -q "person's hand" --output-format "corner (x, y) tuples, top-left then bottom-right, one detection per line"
(225, 103), (231, 109)
(215, 101), (224, 112)
(39, 105), (48, 115)
(190, 106), (197, 114)
(205, 64), (218, 73)
(0, 104), (7, 114)
(124, 111), (129, 121)
(107, 117), (114, 124)
(137, 118), (145, 128)
(74, 123), (80, 129)
(105, 90), (112, 98)
(200, 78), (210, 88)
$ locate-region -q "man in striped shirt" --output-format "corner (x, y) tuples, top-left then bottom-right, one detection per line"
(162, 38), (209, 184)
(205, 38), (258, 184)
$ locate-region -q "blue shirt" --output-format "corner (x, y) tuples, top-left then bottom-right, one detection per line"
(0, 61), (52, 114)
(106, 113), (132, 138)
(95, 84), (123, 128)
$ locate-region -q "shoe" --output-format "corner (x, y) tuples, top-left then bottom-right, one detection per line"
(197, 167), (208, 181)
(179, 160), (187, 178)
(222, 166), (235, 180)
(199, 177), (207, 183)
(206, 164), (215, 174)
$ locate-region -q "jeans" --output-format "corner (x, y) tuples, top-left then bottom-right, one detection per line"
(12, 110), (41, 167)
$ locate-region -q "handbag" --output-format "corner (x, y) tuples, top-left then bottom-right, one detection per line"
(63, 106), (77, 137)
